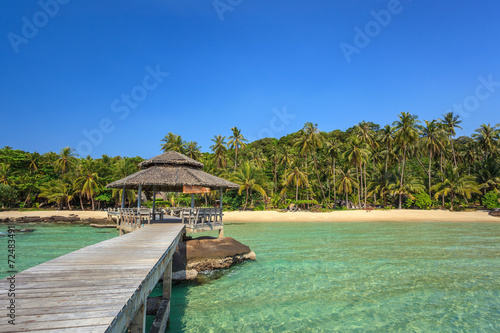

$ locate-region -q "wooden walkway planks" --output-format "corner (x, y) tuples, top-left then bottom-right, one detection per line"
(0, 223), (185, 333)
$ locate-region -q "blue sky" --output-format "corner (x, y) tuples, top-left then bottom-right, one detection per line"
(1, 0), (499, 158)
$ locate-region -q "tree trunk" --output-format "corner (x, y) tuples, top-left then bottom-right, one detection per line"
(296, 180), (299, 201)
(244, 188), (249, 210)
(429, 151), (432, 198)
(399, 146), (407, 209)
(364, 162), (368, 208)
(333, 158), (337, 204)
(356, 165), (361, 209)
(234, 146), (238, 169)
(313, 155), (327, 203)
(91, 196), (95, 211)
(79, 194), (84, 210)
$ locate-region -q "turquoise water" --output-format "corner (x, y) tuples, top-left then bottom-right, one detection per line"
(168, 222), (500, 332)
(0, 223), (118, 279)
(1, 222), (499, 332)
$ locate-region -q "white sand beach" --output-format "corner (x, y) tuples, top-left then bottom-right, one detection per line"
(0, 209), (498, 223)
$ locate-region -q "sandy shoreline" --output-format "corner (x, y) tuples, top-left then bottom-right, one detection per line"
(0, 209), (498, 223)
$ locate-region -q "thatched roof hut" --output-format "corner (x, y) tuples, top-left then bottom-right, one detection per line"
(107, 151), (239, 192)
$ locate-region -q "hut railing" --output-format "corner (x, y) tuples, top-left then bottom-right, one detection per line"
(116, 208), (151, 231)
(180, 208), (223, 229)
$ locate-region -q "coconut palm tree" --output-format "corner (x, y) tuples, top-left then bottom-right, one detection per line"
(325, 138), (341, 203)
(418, 119), (447, 198)
(248, 149), (267, 169)
(476, 158), (500, 194)
(393, 112), (420, 208)
(335, 165), (358, 209)
(210, 135), (227, 169)
(160, 132), (187, 153)
(54, 147), (77, 175)
(0, 164), (10, 185)
(74, 158), (102, 210)
(433, 163), (481, 210)
(40, 179), (74, 210)
(282, 163), (308, 201)
(472, 123), (499, 159)
(26, 152), (41, 172)
(294, 122), (326, 202)
(344, 135), (370, 208)
(227, 127), (248, 169)
(232, 162), (267, 209)
(185, 141), (202, 161)
(380, 124), (394, 173)
(440, 112), (462, 167)
(388, 171), (425, 208)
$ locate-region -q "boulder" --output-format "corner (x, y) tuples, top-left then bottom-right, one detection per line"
(172, 237), (255, 279)
(490, 208), (500, 217)
(172, 269), (198, 281)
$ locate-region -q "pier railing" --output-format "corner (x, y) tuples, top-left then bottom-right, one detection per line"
(108, 207), (224, 234)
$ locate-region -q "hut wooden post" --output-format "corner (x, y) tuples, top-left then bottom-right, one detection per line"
(152, 186), (157, 220)
(121, 186), (126, 209)
(219, 187), (224, 238)
(137, 184), (142, 209)
(191, 194), (194, 209)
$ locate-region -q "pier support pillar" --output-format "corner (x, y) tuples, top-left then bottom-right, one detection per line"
(163, 259), (172, 300)
(149, 259), (173, 333)
(129, 302), (146, 333)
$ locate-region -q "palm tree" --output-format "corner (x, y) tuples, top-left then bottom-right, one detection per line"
(355, 122), (377, 207)
(418, 120), (447, 198)
(325, 138), (341, 203)
(54, 147), (76, 175)
(368, 164), (395, 207)
(26, 152), (41, 172)
(380, 124), (394, 173)
(232, 162), (267, 209)
(393, 112), (420, 208)
(210, 135), (227, 169)
(388, 172), (425, 209)
(282, 164), (308, 201)
(344, 135), (370, 208)
(248, 149), (267, 169)
(476, 158), (500, 194)
(294, 122), (326, 202)
(40, 179), (74, 210)
(440, 112), (462, 167)
(227, 127), (248, 169)
(472, 123), (499, 159)
(433, 164), (481, 210)
(160, 132), (187, 153)
(185, 141), (202, 160)
(74, 158), (102, 210)
(335, 165), (358, 209)
(0, 164), (10, 185)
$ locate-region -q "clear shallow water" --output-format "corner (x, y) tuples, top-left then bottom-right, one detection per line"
(1, 222), (499, 332)
(168, 222), (500, 332)
(0, 223), (118, 279)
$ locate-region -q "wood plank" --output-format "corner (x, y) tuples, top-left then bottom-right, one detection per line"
(0, 223), (185, 332)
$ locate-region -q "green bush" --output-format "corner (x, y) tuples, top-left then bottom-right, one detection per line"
(253, 205), (265, 211)
(404, 198), (414, 209)
(0, 185), (18, 208)
(415, 192), (432, 210)
(483, 191), (500, 209)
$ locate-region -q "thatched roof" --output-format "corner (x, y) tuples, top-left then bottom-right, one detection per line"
(139, 151), (204, 169)
(106, 151), (239, 191)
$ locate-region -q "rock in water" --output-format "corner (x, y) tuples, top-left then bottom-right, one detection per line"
(172, 237), (256, 279)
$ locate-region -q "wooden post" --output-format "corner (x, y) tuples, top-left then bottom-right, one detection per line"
(152, 186), (157, 221)
(219, 187), (224, 238)
(220, 187), (223, 209)
(191, 193), (194, 209)
(129, 302), (146, 333)
(121, 186), (126, 208)
(163, 259), (172, 300)
(137, 184), (142, 209)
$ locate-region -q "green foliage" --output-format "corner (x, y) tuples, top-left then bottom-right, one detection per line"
(415, 192), (433, 210)
(253, 204), (265, 211)
(483, 191), (500, 209)
(404, 198), (414, 209)
(0, 185), (18, 207)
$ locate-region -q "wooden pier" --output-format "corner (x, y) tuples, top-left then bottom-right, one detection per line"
(0, 223), (185, 333)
